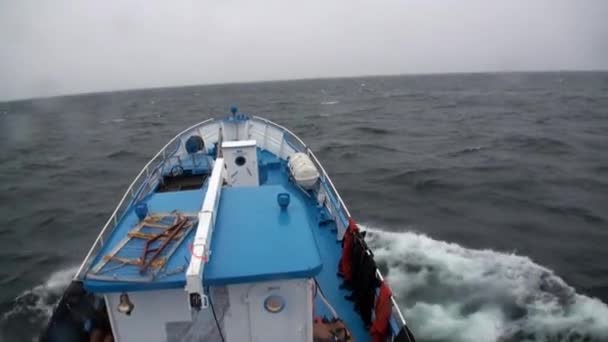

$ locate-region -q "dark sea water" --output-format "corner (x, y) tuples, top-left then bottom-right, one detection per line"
(1, 72), (608, 342)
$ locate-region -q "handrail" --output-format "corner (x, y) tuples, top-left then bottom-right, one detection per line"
(252, 116), (403, 327)
(252, 116), (308, 150)
(74, 118), (215, 279)
(74, 114), (407, 329)
(306, 151), (351, 219)
(252, 116), (351, 219)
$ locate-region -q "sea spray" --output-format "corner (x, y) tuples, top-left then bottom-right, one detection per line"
(365, 227), (608, 342)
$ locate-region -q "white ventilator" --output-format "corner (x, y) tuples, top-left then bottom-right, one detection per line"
(288, 153), (320, 189)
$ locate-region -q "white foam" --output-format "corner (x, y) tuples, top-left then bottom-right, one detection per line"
(364, 227), (608, 342)
(2, 266), (78, 321)
(100, 118), (126, 124)
(4, 229), (608, 342)
(320, 101), (339, 105)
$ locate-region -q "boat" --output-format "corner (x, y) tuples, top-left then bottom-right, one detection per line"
(40, 108), (416, 342)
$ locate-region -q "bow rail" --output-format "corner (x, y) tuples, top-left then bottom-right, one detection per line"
(75, 119), (215, 279)
(73, 115), (407, 330)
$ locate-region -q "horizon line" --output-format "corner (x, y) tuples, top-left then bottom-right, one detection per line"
(2, 68), (607, 104)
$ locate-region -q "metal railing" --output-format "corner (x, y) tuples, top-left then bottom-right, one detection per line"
(74, 114), (408, 331)
(252, 116), (406, 329)
(74, 118), (215, 279)
(252, 116), (351, 221)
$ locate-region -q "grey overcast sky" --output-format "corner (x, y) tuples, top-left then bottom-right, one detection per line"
(1, 0), (607, 101)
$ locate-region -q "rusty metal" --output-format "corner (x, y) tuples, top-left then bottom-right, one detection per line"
(128, 231), (186, 240)
(140, 215), (188, 274)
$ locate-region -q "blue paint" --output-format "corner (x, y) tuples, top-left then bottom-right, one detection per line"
(209, 143), (218, 158)
(185, 135), (205, 154)
(134, 203), (148, 220)
(277, 193), (290, 210)
(80, 144), (374, 341)
(224, 107), (250, 122)
(203, 185), (322, 285)
(321, 179), (349, 227)
(317, 206), (334, 226)
(311, 218), (370, 342)
(83, 188), (206, 292)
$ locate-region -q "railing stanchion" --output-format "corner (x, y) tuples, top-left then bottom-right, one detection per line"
(74, 118), (214, 279)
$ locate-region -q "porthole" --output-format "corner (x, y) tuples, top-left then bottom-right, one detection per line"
(264, 295), (285, 313)
(235, 156), (246, 166)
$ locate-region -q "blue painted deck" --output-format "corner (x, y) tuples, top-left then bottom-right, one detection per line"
(258, 151), (371, 342)
(83, 189), (205, 292)
(82, 148), (371, 341)
(204, 185), (322, 285)
(312, 222), (371, 342)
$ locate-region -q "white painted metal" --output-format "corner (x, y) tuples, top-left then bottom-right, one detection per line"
(220, 120), (237, 141)
(247, 119), (298, 159)
(263, 123), (268, 150)
(106, 289), (191, 342)
(75, 119), (214, 279)
(185, 158), (225, 300)
(314, 281), (338, 318)
(236, 119), (249, 140)
(76, 114), (409, 334)
(104, 295), (118, 342)
(305, 279), (314, 341)
(201, 158), (225, 221)
(223, 278), (313, 342)
(197, 121), (221, 153)
(316, 187), (327, 208)
(221, 140), (259, 187)
(250, 116), (406, 328)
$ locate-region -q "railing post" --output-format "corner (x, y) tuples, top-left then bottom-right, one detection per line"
(263, 124), (268, 151)
(74, 118), (216, 280)
(279, 136), (285, 159)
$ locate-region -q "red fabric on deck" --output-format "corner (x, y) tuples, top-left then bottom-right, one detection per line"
(338, 218), (359, 282)
(370, 281), (393, 342)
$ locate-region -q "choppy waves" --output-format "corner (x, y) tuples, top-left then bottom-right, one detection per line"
(365, 227), (608, 342)
(2, 72), (607, 342)
(4, 228), (608, 342)
(0, 267), (78, 341)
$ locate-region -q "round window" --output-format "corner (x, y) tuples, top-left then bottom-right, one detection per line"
(235, 156), (246, 166)
(264, 295), (285, 313)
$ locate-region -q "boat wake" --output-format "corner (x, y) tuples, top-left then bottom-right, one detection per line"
(365, 227), (608, 342)
(3, 230), (608, 342)
(0, 267), (79, 341)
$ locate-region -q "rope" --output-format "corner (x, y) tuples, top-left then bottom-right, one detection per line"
(314, 278), (339, 319)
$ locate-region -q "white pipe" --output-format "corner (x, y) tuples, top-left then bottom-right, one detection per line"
(315, 280), (338, 319)
(75, 114), (409, 330)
